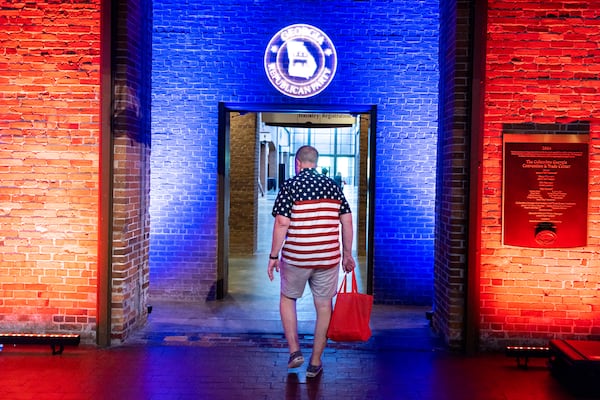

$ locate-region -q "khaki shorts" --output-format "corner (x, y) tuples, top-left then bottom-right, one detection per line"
(280, 260), (339, 299)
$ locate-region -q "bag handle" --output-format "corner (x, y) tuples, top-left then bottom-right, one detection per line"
(339, 270), (359, 294)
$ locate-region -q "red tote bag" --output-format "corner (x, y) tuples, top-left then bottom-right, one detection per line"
(327, 270), (373, 342)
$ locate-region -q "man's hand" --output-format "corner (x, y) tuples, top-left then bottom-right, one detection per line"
(342, 255), (356, 273)
(267, 259), (280, 281)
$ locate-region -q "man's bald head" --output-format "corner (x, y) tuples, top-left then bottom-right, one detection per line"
(295, 146), (319, 173)
(295, 145), (318, 164)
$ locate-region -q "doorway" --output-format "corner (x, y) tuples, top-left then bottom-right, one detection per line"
(217, 103), (377, 303)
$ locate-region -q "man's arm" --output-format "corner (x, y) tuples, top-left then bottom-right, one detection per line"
(267, 214), (291, 281)
(340, 213), (356, 272)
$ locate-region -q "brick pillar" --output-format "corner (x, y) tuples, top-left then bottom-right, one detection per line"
(358, 115), (369, 257)
(110, 0), (152, 343)
(434, 0), (474, 350)
(229, 112), (259, 255)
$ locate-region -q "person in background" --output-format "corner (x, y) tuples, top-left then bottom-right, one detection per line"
(267, 145), (356, 378)
(333, 171), (344, 189)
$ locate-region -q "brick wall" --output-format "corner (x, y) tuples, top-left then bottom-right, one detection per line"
(4, 0), (599, 350)
(481, 1), (600, 349)
(0, 1), (101, 340)
(150, 0), (440, 304)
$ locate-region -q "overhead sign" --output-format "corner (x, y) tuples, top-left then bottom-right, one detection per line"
(264, 24), (337, 98)
(262, 113), (354, 127)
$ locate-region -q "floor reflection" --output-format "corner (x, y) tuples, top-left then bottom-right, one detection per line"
(285, 370), (322, 400)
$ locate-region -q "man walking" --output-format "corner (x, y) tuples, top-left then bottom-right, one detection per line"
(267, 145), (356, 378)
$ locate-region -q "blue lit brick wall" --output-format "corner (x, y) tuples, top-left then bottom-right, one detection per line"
(151, 0), (439, 304)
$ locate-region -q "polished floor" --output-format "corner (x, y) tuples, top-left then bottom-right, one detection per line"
(1, 341), (592, 400)
(0, 188), (596, 399)
(1, 288), (595, 398)
(0, 311), (594, 400)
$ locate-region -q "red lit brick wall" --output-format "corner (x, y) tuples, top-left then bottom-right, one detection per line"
(0, 1), (101, 340)
(481, 1), (600, 349)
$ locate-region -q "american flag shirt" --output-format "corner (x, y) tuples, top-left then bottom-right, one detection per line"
(272, 168), (351, 269)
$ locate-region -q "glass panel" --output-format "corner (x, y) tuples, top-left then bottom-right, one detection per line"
(335, 157), (354, 187)
(291, 128), (308, 153)
(337, 128), (355, 155)
(287, 125), (357, 179)
(312, 128), (334, 154)
(318, 156), (333, 177)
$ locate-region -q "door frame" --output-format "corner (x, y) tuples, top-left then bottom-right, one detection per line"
(217, 102), (377, 299)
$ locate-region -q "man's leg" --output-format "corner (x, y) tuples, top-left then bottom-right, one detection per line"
(280, 294), (300, 354)
(309, 295), (333, 366)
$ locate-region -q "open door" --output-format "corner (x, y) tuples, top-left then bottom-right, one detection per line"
(217, 103), (376, 299)
(217, 103), (231, 298)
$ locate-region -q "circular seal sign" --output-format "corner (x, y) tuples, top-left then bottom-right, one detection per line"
(264, 24), (337, 98)
(535, 222), (558, 246)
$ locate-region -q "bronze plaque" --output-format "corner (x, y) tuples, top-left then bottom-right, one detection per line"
(503, 134), (589, 248)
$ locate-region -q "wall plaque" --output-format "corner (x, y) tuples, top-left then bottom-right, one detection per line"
(503, 134), (589, 248)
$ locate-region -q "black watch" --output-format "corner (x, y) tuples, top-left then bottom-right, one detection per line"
(269, 254), (278, 260)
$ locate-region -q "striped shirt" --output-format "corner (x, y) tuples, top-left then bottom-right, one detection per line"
(272, 168), (351, 269)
